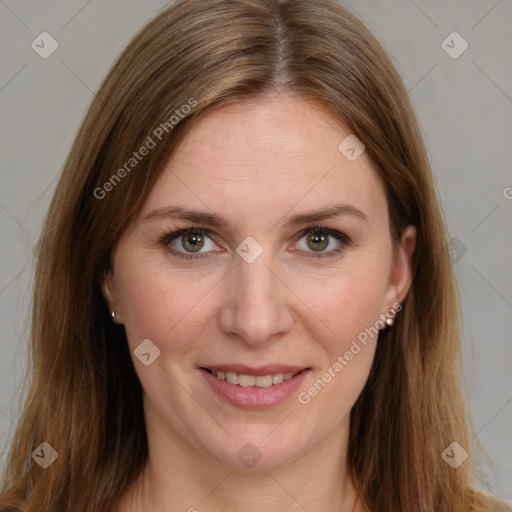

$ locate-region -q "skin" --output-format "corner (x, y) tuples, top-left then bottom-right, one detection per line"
(103, 94), (416, 512)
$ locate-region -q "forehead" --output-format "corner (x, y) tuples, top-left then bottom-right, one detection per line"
(140, 95), (387, 227)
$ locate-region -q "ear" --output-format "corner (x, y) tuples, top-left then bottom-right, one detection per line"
(101, 270), (124, 324)
(383, 225), (416, 310)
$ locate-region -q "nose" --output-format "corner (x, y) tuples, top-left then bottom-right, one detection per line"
(218, 251), (294, 346)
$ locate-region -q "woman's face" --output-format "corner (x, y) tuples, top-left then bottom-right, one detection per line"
(104, 94), (415, 470)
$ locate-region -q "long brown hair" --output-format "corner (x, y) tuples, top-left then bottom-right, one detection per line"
(0, 0), (505, 510)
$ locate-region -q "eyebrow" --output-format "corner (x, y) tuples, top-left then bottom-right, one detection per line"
(142, 202), (368, 229)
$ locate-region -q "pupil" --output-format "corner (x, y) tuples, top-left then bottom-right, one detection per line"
(183, 233), (204, 252)
(308, 233), (328, 251)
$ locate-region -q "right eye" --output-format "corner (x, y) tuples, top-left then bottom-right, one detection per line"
(160, 228), (221, 259)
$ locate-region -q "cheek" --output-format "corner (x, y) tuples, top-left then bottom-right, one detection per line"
(296, 261), (389, 346)
(115, 263), (219, 411)
(114, 254), (218, 355)
(294, 271), (386, 421)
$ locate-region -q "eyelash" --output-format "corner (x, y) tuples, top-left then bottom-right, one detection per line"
(159, 225), (351, 261)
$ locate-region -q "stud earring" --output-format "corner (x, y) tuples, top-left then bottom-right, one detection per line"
(384, 304), (401, 327)
(111, 310), (116, 322)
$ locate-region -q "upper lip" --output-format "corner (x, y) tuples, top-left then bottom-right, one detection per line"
(200, 364), (309, 376)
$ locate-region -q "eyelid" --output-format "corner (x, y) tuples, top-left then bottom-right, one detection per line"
(160, 227), (215, 247)
(160, 225), (351, 260)
(295, 225), (349, 243)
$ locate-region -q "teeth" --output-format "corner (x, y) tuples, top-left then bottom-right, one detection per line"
(210, 369), (301, 387)
(272, 373), (284, 385)
(226, 372), (238, 385)
(238, 374), (255, 387)
(255, 375), (273, 387)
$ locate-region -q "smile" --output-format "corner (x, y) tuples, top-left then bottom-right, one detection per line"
(199, 366), (311, 409)
(203, 368), (303, 387)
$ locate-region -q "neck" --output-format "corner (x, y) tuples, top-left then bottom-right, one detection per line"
(118, 404), (362, 512)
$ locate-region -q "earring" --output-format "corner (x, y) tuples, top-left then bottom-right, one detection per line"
(111, 310), (116, 322)
(384, 305), (400, 328)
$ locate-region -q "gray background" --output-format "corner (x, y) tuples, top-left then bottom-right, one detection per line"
(1, 0), (511, 503)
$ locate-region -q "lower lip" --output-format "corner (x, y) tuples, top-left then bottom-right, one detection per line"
(200, 368), (310, 409)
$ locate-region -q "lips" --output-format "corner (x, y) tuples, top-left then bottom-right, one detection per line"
(199, 364), (311, 409)
(201, 364), (308, 376)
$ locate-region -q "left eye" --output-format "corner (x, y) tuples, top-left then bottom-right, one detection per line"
(294, 227), (348, 258)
